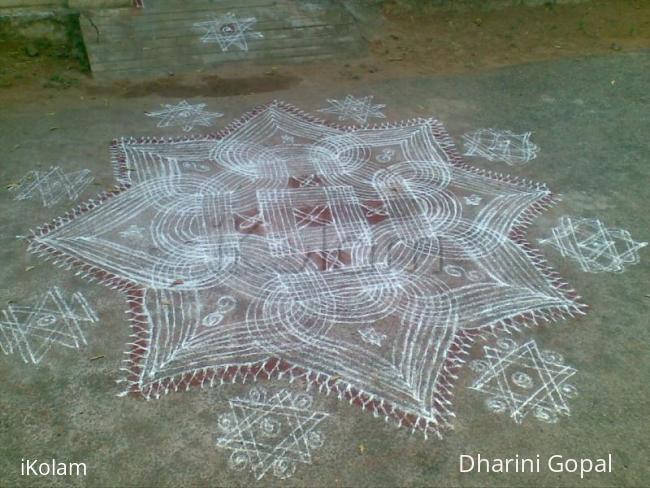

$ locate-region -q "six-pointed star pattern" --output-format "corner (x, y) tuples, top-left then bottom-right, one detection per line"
(318, 95), (386, 125)
(27, 101), (584, 436)
(216, 387), (329, 480)
(146, 100), (223, 132)
(0, 287), (98, 364)
(469, 338), (578, 424)
(193, 12), (263, 52)
(540, 216), (647, 273)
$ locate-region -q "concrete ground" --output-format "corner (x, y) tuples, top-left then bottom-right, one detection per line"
(0, 29), (649, 488)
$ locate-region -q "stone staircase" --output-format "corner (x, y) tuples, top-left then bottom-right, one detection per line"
(79, 0), (366, 79)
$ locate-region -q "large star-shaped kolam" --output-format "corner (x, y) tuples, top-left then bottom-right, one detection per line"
(26, 101), (585, 438)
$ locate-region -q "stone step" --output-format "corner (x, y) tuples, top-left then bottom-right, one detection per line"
(88, 3), (336, 24)
(90, 0), (331, 16)
(80, 0), (365, 79)
(97, 51), (338, 80)
(91, 35), (358, 72)
(89, 10), (343, 29)
(81, 14), (356, 44)
(91, 0), (269, 13)
(84, 22), (359, 66)
(88, 1), (345, 27)
(94, 50), (341, 80)
(85, 23), (354, 54)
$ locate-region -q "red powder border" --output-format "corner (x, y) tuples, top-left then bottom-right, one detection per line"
(26, 100), (587, 438)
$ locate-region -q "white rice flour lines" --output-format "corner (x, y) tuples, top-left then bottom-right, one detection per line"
(318, 95), (386, 125)
(462, 129), (539, 166)
(0, 287), (98, 364)
(27, 101), (585, 437)
(146, 100), (223, 132)
(194, 12), (263, 52)
(469, 338), (578, 424)
(216, 387), (329, 481)
(10, 167), (94, 207)
(540, 216), (647, 273)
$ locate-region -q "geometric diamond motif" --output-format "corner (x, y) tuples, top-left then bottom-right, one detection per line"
(10, 166), (94, 208)
(469, 338), (578, 424)
(462, 128), (539, 166)
(540, 216), (647, 273)
(0, 287), (98, 364)
(257, 186), (372, 257)
(216, 387), (329, 480)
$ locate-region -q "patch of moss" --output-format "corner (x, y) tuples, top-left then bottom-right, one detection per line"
(64, 13), (91, 73)
(0, 11), (90, 74)
(42, 73), (80, 89)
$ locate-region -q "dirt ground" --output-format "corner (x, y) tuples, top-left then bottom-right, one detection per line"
(1, 0), (649, 98)
(0, 1), (649, 487)
(377, 0), (650, 74)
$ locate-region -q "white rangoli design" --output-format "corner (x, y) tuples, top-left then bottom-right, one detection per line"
(10, 166), (94, 207)
(216, 387), (329, 480)
(377, 148), (395, 163)
(318, 95), (386, 125)
(146, 100), (223, 132)
(119, 224), (144, 239)
(540, 216), (647, 273)
(281, 134), (295, 144)
(464, 194), (482, 206)
(193, 12), (263, 52)
(0, 287), (98, 364)
(27, 101), (584, 437)
(358, 326), (386, 347)
(469, 338), (578, 424)
(462, 129), (539, 166)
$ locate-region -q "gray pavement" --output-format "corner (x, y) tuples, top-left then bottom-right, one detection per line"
(0, 50), (648, 487)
